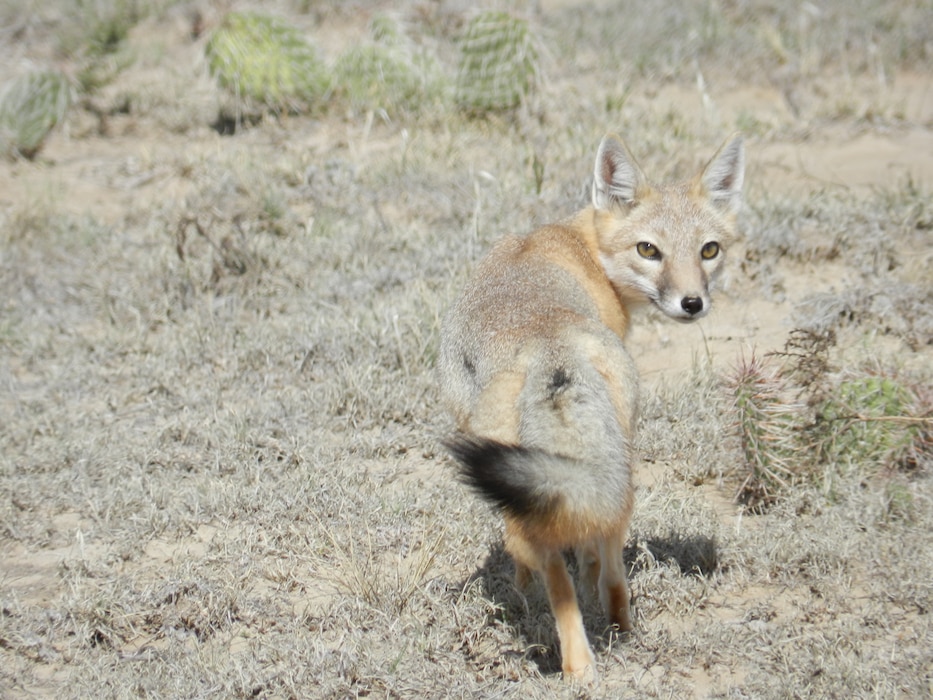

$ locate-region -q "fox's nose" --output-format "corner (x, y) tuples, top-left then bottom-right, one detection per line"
(681, 296), (703, 315)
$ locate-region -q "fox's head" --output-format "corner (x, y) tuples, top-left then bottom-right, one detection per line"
(591, 133), (744, 322)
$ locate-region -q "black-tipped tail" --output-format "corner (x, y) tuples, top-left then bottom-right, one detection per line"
(443, 434), (558, 519)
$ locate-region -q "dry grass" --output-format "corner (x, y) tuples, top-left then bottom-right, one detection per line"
(1, 0), (932, 697)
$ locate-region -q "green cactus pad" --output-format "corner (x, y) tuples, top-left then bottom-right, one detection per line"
(818, 376), (916, 465)
(333, 14), (442, 115)
(334, 45), (423, 111)
(205, 12), (330, 113)
(455, 11), (538, 113)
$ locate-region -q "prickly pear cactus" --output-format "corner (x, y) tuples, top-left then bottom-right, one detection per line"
(333, 14), (441, 114)
(205, 12), (330, 113)
(0, 69), (74, 159)
(817, 376), (916, 466)
(334, 46), (420, 111)
(455, 11), (538, 113)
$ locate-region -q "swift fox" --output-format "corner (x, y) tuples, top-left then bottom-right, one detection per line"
(438, 133), (744, 681)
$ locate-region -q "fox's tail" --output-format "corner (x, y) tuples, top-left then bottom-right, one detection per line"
(445, 436), (564, 519)
(444, 433), (631, 529)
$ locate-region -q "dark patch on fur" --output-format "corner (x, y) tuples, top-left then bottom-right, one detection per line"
(547, 367), (571, 398)
(462, 355), (476, 376)
(444, 435), (556, 519)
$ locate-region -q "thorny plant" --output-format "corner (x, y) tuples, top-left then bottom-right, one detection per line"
(727, 329), (931, 510)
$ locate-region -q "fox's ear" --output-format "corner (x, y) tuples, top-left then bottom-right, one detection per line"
(592, 134), (645, 210)
(700, 133), (744, 213)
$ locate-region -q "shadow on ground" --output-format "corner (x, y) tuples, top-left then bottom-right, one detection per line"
(459, 532), (719, 676)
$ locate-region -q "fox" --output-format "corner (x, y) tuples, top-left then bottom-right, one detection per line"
(438, 132), (744, 681)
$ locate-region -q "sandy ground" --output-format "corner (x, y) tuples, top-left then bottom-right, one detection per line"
(3, 67), (931, 599)
(1, 5), (931, 695)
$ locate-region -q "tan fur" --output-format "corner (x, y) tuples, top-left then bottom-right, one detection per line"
(439, 133), (744, 682)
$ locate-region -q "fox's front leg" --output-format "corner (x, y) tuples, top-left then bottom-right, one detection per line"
(514, 561), (532, 590)
(575, 542), (601, 600)
(597, 530), (632, 632)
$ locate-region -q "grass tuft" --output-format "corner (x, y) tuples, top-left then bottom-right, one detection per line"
(60, 0), (143, 95)
(0, 70), (74, 159)
(317, 520), (446, 616)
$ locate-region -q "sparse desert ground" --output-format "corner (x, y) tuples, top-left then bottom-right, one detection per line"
(1, 1), (931, 697)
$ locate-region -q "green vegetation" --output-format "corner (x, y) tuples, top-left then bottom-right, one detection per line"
(454, 11), (539, 113)
(67, 0), (140, 92)
(0, 0), (147, 158)
(206, 11), (330, 113)
(816, 375), (921, 468)
(727, 330), (930, 509)
(333, 14), (443, 116)
(204, 8), (538, 120)
(0, 70), (74, 158)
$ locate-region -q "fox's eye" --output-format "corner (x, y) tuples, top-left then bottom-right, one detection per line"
(701, 242), (720, 260)
(636, 242), (661, 260)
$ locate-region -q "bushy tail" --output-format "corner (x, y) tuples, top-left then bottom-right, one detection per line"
(444, 435), (565, 519)
(444, 433), (630, 526)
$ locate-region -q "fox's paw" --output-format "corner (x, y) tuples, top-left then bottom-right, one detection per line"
(562, 649), (598, 687)
(609, 605), (633, 633)
(563, 661), (598, 687)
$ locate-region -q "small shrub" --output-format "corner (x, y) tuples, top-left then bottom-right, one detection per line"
(0, 70), (75, 159)
(454, 11), (539, 113)
(206, 12), (330, 114)
(57, 0), (139, 59)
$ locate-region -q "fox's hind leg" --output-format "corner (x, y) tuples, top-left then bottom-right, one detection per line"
(543, 549), (596, 681)
(576, 536), (631, 632)
(505, 520), (596, 682)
